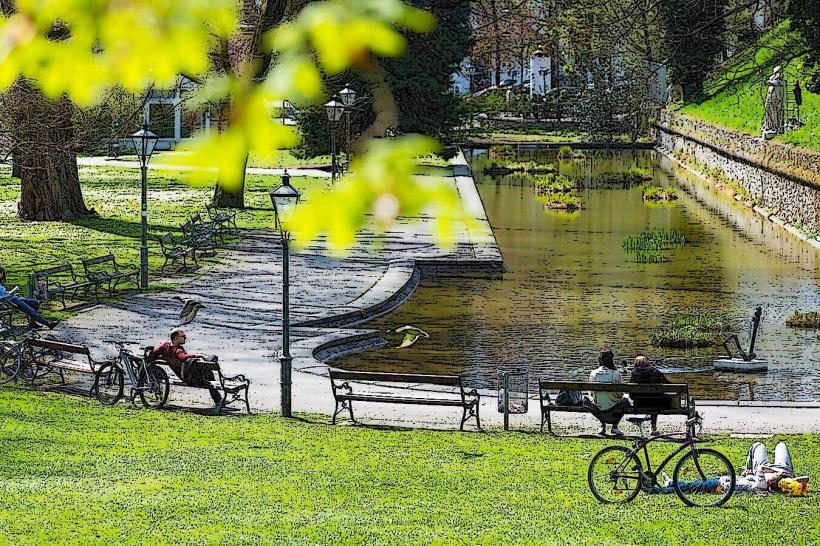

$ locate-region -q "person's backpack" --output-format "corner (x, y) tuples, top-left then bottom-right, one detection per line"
(555, 389), (582, 406)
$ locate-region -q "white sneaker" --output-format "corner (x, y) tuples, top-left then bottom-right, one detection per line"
(611, 427), (625, 436)
(597, 425), (607, 435)
(662, 472), (673, 488)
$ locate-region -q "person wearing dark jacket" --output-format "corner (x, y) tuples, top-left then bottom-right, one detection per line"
(629, 355), (671, 435)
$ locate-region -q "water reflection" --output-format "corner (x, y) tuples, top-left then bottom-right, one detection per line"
(336, 149), (820, 401)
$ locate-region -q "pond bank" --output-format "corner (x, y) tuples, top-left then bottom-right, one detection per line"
(655, 110), (820, 242)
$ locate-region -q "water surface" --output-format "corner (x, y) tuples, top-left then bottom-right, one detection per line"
(336, 149), (820, 401)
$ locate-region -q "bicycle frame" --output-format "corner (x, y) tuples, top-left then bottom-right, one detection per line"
(611, 417), (707, 491)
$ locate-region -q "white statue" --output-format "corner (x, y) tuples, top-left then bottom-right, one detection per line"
(761, 65), (784, 139)
(666, 83), (683, 104)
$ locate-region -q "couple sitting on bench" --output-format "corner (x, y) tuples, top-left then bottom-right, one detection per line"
(587, 349), (672, 436)
(148, 327), (222, 407)
(0, 266), (59, 330)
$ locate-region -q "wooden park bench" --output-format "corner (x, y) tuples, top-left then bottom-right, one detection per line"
(205, 203), (238, 235)
(181, 217), (217, 256)
(21, 337), (102, 389)
(538, 380), (696, 436)
(159, 233), (198, 273)
(150, 356), (251, 414)
(29, 263), (96, 308)
(82, 254), (139, 297)
(328, 370), (481, 431)
(0, 296), (17, 333)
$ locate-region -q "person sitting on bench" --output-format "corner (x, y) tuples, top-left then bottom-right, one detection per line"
(148, 328), (221, 406)
(0, 266), (58, 329)
(629, 355), (672, 436)
(586, 348), (631, 436)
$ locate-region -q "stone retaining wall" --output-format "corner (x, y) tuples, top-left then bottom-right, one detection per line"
(655, 111), (820, 234)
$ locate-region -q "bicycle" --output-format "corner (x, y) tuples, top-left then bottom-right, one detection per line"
(587, 414), (736, 507)
(0, 329), (52, 385)
(94, 341), (169, 408)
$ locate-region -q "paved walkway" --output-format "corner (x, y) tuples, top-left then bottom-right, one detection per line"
(54, 153), (820, 434)
(78, 156), (332, 178)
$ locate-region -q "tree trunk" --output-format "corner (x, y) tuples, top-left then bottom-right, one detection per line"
(211, 100), (246, 208)
(212, 153), (247, 208)
(9, 81), (91, 221)
(11, 148), (21, 179)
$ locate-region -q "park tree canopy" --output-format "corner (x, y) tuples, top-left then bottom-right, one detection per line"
(0, 0), (466, 252)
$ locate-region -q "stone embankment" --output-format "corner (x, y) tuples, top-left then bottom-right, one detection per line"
(655, 110), (820, 240)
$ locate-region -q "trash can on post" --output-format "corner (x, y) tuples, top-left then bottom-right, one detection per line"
(497, 367), (528, 431)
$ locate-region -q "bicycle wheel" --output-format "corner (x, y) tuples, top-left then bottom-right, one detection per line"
(588, 445), (643, 504)
(138, 365), (169, 409)
(673, 448), (736, 507)
(95, 363), (124, 405)
(0, 343), (21, 385)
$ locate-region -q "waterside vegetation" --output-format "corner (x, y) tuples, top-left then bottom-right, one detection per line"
(622, 228), (686, 263)
(534, 174), (582, 211)
(642, 185), (679, 202)
(785, 311), (820, 328)
(652, 313), (736, 348)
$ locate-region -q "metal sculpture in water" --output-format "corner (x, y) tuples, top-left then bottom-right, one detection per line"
(715, 307), (767, 372)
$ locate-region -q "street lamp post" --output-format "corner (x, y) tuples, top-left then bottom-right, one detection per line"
(129, 124), (159, 289)
(338, 84), (357, 161)
(270, 171), (301, 417)
(323, 98), (345, 184)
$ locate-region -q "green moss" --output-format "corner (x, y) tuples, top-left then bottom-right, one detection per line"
(0, 389), (817, 544)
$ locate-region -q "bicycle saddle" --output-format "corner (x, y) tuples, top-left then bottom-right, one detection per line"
(627, 417), (653, 425)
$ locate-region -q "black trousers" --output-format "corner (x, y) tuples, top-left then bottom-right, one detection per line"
(181, 358), (221, 404)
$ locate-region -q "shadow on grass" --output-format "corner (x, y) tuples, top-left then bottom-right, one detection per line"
(72, 216), (180, 240)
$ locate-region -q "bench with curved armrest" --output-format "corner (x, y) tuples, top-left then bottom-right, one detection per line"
(151, 356), (251, 414)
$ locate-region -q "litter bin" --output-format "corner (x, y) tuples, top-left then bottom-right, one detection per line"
(497, 367), (528, 431)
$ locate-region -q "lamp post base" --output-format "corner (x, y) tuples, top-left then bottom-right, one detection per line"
(280, 354), (292, 417)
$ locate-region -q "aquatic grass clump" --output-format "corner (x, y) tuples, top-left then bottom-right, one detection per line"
(538, 191), (582, 211)
(534, 174), (573, 194)
(622, 228), (685, 252)
(485, 160), (556, 175)
(598, 167), (652, 185)
(489, 145), (516, 160)
(633, 250), (669, 263)
(652, 313), (736, 348)
(785, 311), (820, 328)
(557, 145), (584, 160)
(625, 166), (652, 181)
(622, 228), (685, 264)
(642, 185), (678, 202)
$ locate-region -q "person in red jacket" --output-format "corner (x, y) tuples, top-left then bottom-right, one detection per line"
(149, 328), (221, 406)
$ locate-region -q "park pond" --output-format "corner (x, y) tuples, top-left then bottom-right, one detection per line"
(336, 147), (820, 402)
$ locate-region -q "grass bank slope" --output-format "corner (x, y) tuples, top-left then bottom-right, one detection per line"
(1, 389), (818, 545)
(679, 21), (819, 151)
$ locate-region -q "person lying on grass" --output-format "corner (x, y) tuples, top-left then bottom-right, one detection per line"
(652, 441), (809, 496)
(148, 328), (222, 407)
(0, 266), (59, 329)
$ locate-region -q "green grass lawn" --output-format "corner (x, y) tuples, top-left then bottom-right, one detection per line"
(679, 21), (819, 151)
(0, 389), (817, 545)
(0, 165), (329, 293)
